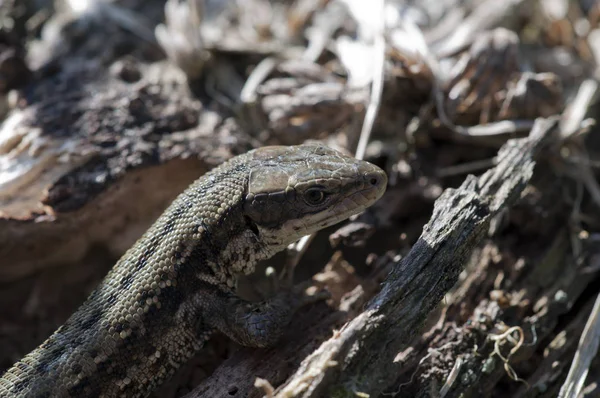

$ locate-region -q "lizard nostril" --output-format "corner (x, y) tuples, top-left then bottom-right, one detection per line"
(366, 173), (381, 187)
(363, 171), (387, 191)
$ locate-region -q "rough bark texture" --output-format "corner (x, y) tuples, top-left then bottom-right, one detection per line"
(183, 119), (559, 397)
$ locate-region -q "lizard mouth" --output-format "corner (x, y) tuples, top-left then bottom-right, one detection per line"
(325, 184), (384, 225)
(333, 169), (387, 213)
(302, 168), (388, 233)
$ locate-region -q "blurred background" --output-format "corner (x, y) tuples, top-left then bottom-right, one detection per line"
(0, 1), (599, 397)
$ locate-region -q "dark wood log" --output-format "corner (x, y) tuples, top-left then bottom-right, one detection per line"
(187, 118), (558, 397)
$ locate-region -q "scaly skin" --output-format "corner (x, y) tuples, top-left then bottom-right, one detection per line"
(0, 144), (387, 398)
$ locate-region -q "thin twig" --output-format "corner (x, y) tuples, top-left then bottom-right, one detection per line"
(281, 234), (316, 285)
(439, 356), (463, 398)
(559, 293), (600, 398)
(560, 79), (598, 139)
(455, 120), (536, 137)
(354, 0), (386, 161)
(240, 57), (280, 104)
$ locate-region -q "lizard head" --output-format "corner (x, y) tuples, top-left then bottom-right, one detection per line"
(243, 144), (387, 253)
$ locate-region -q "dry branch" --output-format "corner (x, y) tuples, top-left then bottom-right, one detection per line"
(270, 118), (557, 398)
(185, 118), (558, 398)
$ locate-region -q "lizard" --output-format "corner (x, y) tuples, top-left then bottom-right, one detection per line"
(0, 143), (387, 398)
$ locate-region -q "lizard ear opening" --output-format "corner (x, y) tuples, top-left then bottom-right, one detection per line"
(244, 216), (260, 238)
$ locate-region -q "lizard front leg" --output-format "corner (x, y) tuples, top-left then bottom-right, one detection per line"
(203, 282), (329, 348)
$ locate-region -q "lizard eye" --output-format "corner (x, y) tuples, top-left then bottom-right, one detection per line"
(304, 187), (327, 205)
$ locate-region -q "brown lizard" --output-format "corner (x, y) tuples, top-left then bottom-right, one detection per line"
(0, 144), (387, 397)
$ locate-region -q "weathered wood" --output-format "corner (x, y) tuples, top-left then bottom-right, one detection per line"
(184, 118), (558, 397)
(0, 62), (253, 282)
(271, 118), (557, 398)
